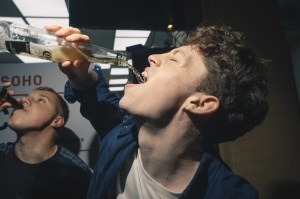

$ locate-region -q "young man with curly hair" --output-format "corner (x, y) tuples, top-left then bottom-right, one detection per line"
(46, 23), (268, 199)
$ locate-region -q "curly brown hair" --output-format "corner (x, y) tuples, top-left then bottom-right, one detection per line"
(184, 24), (268, 142)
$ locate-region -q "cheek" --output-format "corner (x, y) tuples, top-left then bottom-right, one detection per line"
(143, 88), (182, 117)
(9, 109), (54, 127)
(120, 74), (190, 116)
(8, 116), (32, 130)
(8, 112), (25, 126)
(34, 112), (56, 125)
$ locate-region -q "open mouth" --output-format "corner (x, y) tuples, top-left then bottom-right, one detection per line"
(141, 71), (148, 82)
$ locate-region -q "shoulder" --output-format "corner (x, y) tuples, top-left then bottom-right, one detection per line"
(0, 143), (15, 163)
(54, 145), (92, 174)
(203, 152), (258, 198)
(213, 165), (258, 198)
(0, 142), (14, 153)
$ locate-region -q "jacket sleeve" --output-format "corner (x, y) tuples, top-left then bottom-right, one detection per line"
(64, 65), (127, 139)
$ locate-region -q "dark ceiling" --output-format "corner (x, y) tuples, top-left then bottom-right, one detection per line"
(0, 0), (299, 32)
(69, 0), (203, 31)
(278, 0), (300, 32)
(68, 0), (300, 32)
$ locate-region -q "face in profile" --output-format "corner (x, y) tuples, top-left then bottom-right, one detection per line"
(120, 45), (207, 121)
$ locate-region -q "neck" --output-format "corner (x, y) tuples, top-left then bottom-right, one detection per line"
(14, 130), (58, 164)
(138, 114), (203, 192)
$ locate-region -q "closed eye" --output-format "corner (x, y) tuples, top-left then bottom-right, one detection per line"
(168, 55), (177, 62)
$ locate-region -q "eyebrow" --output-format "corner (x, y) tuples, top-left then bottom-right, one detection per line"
(39, 93), (50, 99)
(171, 48), (186, 57)
(28, 92), (51, 102)
(39, 92), (53, 102)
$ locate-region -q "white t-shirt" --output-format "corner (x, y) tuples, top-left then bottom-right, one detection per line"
(116, 149), (181, 199)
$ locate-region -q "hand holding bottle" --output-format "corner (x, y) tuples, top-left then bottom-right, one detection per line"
(45, 25), (98, 89)
(0, 82), (23, 111)
(0, 21), (144, 84)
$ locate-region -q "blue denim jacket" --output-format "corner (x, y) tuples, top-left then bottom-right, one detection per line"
(64, 67), (258, 199)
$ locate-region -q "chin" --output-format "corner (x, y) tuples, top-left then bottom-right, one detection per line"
(8, 119), (24, 131)
(119, 98), (140, 116)
(7, 123), (19, 132)
(119, 94), (133, 108)
(119, 97), (125, 109)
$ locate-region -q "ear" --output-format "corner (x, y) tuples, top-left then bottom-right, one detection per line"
(183, 93), (220, 116)
(51, 116), (65, 128)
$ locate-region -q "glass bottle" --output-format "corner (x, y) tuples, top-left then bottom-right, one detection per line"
(0, 84), (23, 110)
(0, 21), (144, 83)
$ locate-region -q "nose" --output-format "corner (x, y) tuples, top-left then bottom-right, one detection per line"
(148, 54), (162, 67)
(21, 96), (30, 107)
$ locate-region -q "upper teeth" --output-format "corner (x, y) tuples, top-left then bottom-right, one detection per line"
(142, 71), (147, 82)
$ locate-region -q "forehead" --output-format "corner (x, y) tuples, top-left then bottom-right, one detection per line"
(176, 45), (205, 65)
(171, 45), (203, 64)
(177, 45), (207, 78)
(30, 90), (58, 103)
(173, 45), (199, 54)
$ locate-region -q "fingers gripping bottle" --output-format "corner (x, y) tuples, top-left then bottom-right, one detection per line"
(0, 21), (144, 83)
(0, 85), (23, 110)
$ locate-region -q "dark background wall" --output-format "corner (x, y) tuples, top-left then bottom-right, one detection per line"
(199, 0), (300, 198)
